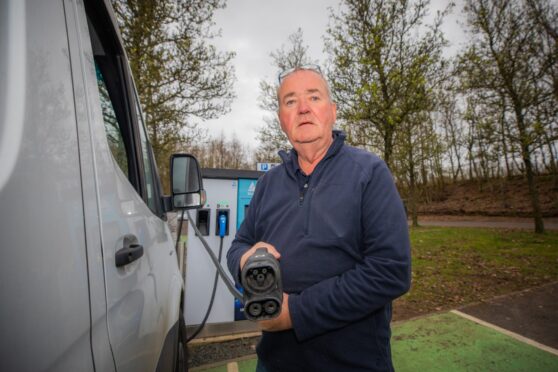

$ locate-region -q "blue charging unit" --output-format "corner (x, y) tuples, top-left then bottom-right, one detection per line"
(185, 168), (264, 326)
(237, 179), (257, 229)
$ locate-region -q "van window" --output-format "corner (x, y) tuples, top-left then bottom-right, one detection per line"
(96, 63), (129, 176)
(85, 8), (163, 216)
(136, 99), (157, 211)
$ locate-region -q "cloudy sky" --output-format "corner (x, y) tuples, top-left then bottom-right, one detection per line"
(203, 0), (467, 150)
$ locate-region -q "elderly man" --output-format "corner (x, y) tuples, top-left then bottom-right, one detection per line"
(227, 65), (411, 372)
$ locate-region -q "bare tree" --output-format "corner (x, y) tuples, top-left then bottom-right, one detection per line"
(112, 0), (236, 191)
(459, 0), (557, 233)
(189, 132), (252, 170)
(325, 0), (451, 170)
(438, 78), (465, 181)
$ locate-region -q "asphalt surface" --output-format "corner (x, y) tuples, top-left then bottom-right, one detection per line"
(459, 281), (558, 350)
(192, 283), (558, 372)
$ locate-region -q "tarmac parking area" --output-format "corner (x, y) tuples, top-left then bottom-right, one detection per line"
(193, 282), (558, 371)
(392, 310), (557, 371)
(457, 282), (558, 350)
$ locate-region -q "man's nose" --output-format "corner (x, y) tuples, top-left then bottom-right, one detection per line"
(298, 100), (310, 114)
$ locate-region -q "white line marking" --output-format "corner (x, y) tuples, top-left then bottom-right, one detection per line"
(451, 310), (558, 356)
(227, 362), (239, 372)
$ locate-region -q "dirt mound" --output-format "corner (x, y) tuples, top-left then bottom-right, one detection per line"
(417, 175), (558, 217)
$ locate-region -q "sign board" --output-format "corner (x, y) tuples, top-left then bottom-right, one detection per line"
(256, 162), (280, 172)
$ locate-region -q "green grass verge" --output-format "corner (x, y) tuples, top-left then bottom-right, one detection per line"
(394, 226), (558, 320)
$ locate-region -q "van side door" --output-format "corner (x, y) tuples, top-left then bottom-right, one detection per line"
(0, 1), (94, 370)
(67, 1), (183, 370)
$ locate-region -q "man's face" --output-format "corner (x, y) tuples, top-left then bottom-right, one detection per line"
(277, 70), (336, 149)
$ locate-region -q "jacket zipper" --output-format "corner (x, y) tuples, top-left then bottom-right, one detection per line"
(299, 182), (308, 206)
(298, 181), (312, 236)
(303, 185), (313, 236)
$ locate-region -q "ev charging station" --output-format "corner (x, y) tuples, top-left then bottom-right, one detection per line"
(184, 168), (264, 326)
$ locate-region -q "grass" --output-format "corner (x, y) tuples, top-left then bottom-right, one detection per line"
(393, 226), (558, 320)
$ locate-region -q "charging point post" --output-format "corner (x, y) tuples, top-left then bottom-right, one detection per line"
(184, 169), (263, 328)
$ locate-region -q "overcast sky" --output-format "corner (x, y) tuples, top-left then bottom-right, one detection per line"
(203, 0), (468, 151)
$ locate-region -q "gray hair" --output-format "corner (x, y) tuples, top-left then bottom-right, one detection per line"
(276, 67), (333, 105)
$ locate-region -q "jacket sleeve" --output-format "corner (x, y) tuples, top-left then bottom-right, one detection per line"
(288, 160), (411, 341)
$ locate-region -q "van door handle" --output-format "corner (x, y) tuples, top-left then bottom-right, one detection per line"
(115, 234), (144, 267)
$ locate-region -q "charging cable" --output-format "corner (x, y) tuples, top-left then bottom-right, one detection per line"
(186, 210), (243, 300)
(184, 210), (244, 343)
(186, 229), (224, 342)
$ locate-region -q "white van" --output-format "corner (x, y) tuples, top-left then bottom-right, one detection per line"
(0, 0), (204, 371)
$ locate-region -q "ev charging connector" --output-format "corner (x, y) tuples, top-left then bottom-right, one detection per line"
(218, 213), (227, 237)
(216, 209), (229, 236)
(241, 247), (282, 320)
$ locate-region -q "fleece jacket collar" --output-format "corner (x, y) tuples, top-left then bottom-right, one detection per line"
(278, 130), (346, 179)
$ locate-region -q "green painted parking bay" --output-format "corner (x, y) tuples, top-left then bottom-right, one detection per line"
(392, 312), (557, 371)
(194, 311), (558, 372)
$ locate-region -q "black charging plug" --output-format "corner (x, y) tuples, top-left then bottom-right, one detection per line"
(240, 247), (282, 321)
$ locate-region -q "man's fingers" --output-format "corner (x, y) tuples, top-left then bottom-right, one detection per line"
(255, 242), (281, 259)
(240, 241), (279, 270)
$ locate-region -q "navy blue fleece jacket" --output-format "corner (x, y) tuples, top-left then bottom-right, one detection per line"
(227, 131), (411, 372)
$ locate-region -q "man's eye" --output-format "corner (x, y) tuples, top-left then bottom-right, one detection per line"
(285, 99), (296, 106)
(310, 95), (320, 101)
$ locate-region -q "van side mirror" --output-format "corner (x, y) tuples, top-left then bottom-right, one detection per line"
(170, 154), (206, 210)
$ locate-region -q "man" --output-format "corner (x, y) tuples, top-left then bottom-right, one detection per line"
(227, 65), (411, 371)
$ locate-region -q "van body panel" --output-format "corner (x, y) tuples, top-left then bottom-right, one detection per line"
(0, 0), (94, 371)
(0, 0), (25, 192)
(71, 0), (183, 370)
(155, 320), (180, 372)
(63, 0), (116, 370)
(1, 0), (184, 371)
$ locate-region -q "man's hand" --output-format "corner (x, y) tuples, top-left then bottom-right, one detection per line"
(240, 241), (280, 270)
(259, 293), (292, 332)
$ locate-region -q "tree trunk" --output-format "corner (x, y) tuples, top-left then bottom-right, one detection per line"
(443, 119), (457, 181)
(420, 145), (429, 186)
(448, 144), (456, 182)
(515, 108), (545, 233)
(540, 145), (548, 172)
(499, 96), (512, 178)
(450, 120), (464, 181)
(544, 133), (558, 189)
(407, 130), (419, 227)
(501, 123), (511, 177)
(467, 124), (475, 180)
(383, 125), (394, 170)
(545, 133), (558, 174)
(523, 152), (545, 233)
(512, 151), (522, 175)
(410, 175), (419, 228)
